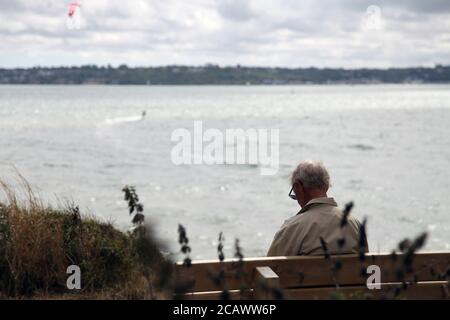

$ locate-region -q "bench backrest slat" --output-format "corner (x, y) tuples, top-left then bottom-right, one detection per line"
(174, 252), (450, 293)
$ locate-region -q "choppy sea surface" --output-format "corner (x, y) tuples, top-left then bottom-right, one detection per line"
(1, 84), (449, 259)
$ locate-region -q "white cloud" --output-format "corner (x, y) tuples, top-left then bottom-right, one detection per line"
(0, 0), (449, 67)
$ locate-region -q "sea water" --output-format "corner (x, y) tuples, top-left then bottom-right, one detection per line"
(1, 84), (449, 259)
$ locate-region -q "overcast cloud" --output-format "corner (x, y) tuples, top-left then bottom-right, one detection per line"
(0, 0), (449, 68)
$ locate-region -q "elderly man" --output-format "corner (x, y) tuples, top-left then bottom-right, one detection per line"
(267, 160), (368, 256)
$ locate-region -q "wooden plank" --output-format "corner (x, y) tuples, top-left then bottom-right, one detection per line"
(285, 281), (449, 300)
(254, 266), (280, 300)
(174, 252), (450, 292)
(180, 289), (254, 300)
(178, 281), (449, 300)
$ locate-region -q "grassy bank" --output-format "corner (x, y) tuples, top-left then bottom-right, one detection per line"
(0, 180), (170, 299)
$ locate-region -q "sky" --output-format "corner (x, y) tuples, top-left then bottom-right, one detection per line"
(0, 0), (450, 68)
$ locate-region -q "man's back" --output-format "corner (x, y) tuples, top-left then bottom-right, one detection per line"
(267, 197), (366, 256)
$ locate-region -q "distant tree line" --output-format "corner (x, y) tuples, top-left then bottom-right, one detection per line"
(1, 64), (450, 85)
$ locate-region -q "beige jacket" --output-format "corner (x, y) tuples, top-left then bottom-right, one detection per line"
(267, 197), (368, 256)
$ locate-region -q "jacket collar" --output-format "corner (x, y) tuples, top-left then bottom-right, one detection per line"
(298, 197), (338, 214)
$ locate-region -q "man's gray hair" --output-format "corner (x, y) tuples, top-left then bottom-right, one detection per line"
(291, 160), (330, 190)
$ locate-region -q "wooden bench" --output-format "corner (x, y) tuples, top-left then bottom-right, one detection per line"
(174, 252), (450, 300)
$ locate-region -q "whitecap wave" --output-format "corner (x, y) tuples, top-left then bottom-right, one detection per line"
(104, 115), (144, 125)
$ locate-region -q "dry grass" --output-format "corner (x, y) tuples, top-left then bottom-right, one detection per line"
(0, 178), (169, 299)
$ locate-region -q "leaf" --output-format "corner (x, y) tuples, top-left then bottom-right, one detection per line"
(340, 201), (353, 228)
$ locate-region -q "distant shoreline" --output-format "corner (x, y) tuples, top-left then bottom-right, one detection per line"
(1, 65), (449, 85)
(1, 83), (450, 86)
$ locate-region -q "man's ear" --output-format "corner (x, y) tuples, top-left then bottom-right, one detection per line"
(294, 181), (303, 195)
